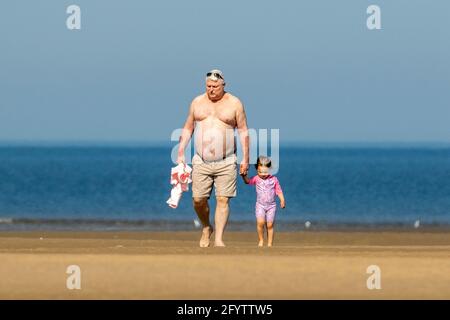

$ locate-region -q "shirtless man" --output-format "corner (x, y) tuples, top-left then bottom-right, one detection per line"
(177, 69), (249, 247)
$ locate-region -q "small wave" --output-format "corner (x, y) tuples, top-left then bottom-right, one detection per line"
(7, 218), (170, 226)
(0, 217), (200, 231)
(0, 218), (13, 224)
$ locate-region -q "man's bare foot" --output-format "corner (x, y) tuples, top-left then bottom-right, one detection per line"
(199, 226), (213, 248)
(214, 240), (226, 247)
(258, 241), (264, 247)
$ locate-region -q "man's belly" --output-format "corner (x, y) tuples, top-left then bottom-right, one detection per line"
(194, 120), (236, 162)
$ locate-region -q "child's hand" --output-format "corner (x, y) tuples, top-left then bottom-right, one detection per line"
(280, 200), (286, 209)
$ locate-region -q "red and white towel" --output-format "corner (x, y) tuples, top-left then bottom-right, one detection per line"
(166, 163), (192, 208)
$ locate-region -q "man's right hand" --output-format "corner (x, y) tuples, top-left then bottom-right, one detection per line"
(177, 154), (185, 164)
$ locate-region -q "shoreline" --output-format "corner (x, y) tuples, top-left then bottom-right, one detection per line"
(2, 228), (450, 235)
(1, 219), (450, 233)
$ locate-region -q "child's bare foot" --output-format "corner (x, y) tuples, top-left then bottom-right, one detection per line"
(258, 240), (264, 247)
(199, 226), (213, 247)
(268, 243), (273, 247)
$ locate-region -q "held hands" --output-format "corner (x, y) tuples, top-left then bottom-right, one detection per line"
(239, 161), (249, 176)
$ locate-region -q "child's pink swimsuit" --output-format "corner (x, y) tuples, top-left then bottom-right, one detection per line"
(248, 175), (283, 223)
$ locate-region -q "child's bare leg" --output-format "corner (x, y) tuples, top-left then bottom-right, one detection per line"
(267, 221), (274, 246)
(256, 219), (265, 247)
(255, 204), (266, 247)
(266, 207), (276, 247)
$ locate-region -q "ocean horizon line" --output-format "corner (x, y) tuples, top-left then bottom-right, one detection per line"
(1, 140), (450, 148)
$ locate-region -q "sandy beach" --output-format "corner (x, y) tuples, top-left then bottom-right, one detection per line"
(0, 230), (449, 299)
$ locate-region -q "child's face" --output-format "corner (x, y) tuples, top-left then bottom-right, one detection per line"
(257, 166), (270, 179)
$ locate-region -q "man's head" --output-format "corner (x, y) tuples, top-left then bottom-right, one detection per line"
(205, 69), (226, 102)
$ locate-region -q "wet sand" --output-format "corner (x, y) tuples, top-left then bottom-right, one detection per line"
(0, 231), (449, 299)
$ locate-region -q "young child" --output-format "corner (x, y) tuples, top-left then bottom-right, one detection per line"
(241, 156), (285, 247)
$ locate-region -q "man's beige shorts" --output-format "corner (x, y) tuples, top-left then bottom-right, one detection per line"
(191, 153), (237, 199)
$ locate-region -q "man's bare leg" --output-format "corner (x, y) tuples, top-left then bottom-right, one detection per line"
(214, 196), (230, 247)
(193, 197), (213, 247)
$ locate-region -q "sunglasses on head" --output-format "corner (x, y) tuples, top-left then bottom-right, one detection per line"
(206, 72), (223, 80)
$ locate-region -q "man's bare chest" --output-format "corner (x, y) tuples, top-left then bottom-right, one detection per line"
(194, 104), (236, 127)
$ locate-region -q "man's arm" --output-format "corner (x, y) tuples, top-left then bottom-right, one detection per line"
(236, 100), (249, 174)
(177, 101), (195, 164)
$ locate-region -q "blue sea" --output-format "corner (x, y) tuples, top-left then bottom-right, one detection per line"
(0, 144), (449, 231)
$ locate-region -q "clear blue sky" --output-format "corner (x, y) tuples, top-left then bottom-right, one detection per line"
(1, 0), (449, 143)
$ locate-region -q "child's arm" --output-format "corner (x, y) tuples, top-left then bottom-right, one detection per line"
(278, 192), (286, 209)
(240, 173), (251, 184)
(274, 177), (285, 209)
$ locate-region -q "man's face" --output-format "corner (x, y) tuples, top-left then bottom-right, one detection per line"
(206, 79), (225, 101)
